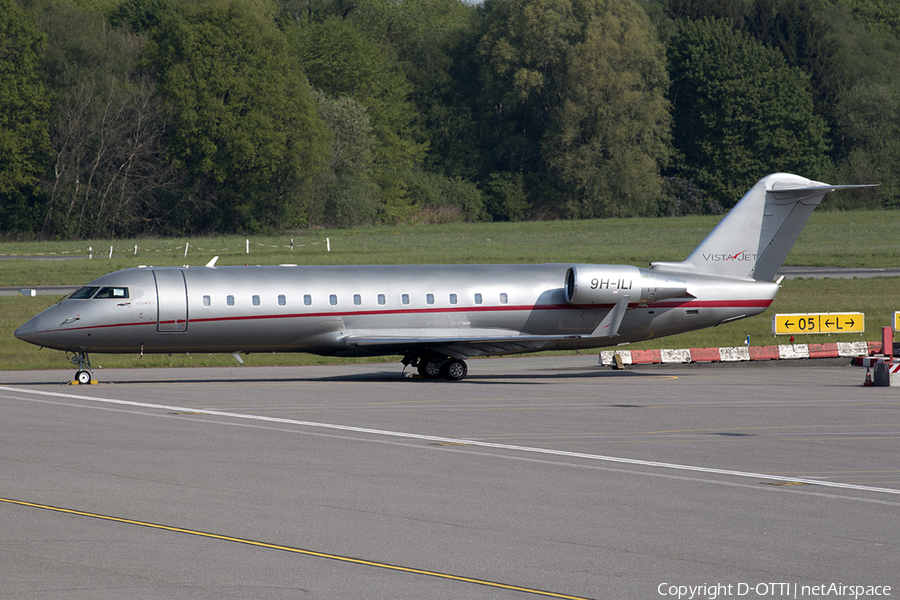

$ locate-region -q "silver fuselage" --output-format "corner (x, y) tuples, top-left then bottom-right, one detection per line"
(15, 263), (778, 358)
(16, 174), (869, 375)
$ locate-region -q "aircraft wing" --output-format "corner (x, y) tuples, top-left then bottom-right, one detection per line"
(345, 297), (630, 359)
(346, 332), (584, 359)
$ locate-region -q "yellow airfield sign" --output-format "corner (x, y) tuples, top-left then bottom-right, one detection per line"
(895, 311), (900, 332)
(772, 312), (865, 335)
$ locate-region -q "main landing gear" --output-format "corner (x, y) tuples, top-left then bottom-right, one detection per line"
(402, 353), (468, 381)
(68, 351), (95, 384)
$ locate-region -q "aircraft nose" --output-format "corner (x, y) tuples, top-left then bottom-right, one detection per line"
(15, 315), (45, 345)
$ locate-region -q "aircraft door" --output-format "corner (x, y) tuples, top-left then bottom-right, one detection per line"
(154, 270), (188, 333)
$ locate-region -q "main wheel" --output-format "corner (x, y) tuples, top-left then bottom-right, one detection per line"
(421, 360), (442, 378)
(442, 359), (467, 381)
(75, 370), (92, 384)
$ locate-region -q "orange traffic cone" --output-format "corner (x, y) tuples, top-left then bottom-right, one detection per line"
(864, 367), (873, 387)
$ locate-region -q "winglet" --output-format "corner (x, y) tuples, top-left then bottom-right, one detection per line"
(206, 256), (219, 268)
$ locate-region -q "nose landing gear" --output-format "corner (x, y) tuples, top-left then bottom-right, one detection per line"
(68, 352), (96, 384)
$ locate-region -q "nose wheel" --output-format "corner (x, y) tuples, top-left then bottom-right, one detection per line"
(69, 352), (96, 384)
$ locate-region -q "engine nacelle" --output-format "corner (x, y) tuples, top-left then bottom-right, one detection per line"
(564, 265), (689, 305)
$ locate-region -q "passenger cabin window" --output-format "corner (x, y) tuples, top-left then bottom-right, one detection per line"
(70, 286), (100, 299)
(304, 294), (312, 306)
(377, 294), (386, 306)
(203, 295), (211, 307)
(252, 295), (260, 306)
(401, 293), (410, 305)
(449, 293), (457, 305)
(329, 294), (338, 306)
(353, 294), (362, 306)
(278, 294), (286, 306)
(227, 295), (235, 307)
(426, 293), (434, 305)
(474, 293), (482, 305)
(500, 293), (508, 304)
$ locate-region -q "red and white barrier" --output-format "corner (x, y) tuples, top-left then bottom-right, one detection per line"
(599, 341), (876, 366)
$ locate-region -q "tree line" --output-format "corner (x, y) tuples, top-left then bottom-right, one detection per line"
(1, 0), (898, 238)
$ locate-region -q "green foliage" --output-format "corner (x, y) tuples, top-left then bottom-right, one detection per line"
(145, 0), (330, 233)
(483, 172), (531, 222)
(403, 170), (487, 223)
(108, 0), (181, 32)
(293, 15), (427, 223)
(338, 0), (474, 58)
(745, 0), (841, 133)
(0, 0), (51, 232)
(303, 89), (380, 227)
(838, 0), (900, 37)
(823, 4), (900, 208)
(32, 0), (180, 238)
(657, 176), (724, 216)
(417, 26), (485, 182)
(832, 82), (900, 208)
(664, 0), (747, 24)
(3, 0), (900, 241)
(65, 0), (120, 14)
(546, 2), (672, 218)
(475, 0), (578, 181)
(381, 0), (482, 186)
(476, 0), (671, 218)
(667, 17), (829, 207)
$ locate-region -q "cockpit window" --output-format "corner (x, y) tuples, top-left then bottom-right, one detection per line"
(94, 287), (129, 299)
(69, 286), (100, 300)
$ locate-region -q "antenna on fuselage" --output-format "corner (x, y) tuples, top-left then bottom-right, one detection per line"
(206, 256), (219, 268)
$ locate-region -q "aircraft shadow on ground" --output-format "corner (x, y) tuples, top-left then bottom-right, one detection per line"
(5, 368), (665, 387)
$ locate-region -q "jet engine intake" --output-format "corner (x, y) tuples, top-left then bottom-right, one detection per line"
(565, 265), (689, 305)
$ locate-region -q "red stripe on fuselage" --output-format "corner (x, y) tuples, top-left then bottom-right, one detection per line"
(45, 298), (771, 334)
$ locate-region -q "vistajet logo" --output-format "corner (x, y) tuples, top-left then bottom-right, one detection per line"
(702, 250), (758, 262)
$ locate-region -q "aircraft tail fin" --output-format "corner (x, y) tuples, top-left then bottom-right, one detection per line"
(651, 173), (875, 281)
